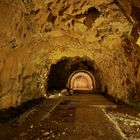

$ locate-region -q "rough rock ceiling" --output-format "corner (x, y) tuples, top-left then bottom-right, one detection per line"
(0, 0), (140, 109)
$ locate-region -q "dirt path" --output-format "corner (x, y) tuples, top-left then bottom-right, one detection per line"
(0, 93), (139, 140)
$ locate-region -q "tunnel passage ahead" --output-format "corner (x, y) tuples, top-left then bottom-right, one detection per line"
(68, 71), (95, 91)
(47, 57), (102, 93)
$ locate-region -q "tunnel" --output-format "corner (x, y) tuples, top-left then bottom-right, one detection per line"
(68, 70), (95, 91)
(47, 57), (102, 93)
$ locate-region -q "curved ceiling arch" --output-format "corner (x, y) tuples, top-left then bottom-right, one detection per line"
(67, 70), (96, 90)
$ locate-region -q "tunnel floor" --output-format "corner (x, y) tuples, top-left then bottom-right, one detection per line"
(0, 93), (140, 140)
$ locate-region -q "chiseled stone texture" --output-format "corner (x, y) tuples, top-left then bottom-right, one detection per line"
(0, 0), (140, 108)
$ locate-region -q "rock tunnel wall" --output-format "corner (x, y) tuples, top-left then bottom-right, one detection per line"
(0, 0), (140, 108)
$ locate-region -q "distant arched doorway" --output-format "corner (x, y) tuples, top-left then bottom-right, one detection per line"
(68, 70), (95, 91)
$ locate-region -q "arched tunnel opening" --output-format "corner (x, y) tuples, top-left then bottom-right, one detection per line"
(47, 57), (102, 94)
(68, 70), (95, 91)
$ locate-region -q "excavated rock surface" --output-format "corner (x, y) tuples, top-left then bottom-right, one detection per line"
(0, 0), (140, 108)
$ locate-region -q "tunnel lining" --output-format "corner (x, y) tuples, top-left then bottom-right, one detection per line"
(67, 70), (96, 90)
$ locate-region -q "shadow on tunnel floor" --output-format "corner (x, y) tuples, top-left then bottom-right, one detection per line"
(0, 97), (45, 123)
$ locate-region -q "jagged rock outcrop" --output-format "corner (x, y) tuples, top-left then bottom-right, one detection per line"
(0, 0), (140, 108)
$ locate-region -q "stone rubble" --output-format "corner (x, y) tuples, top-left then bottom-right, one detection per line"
(108, 111), (140, 139)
